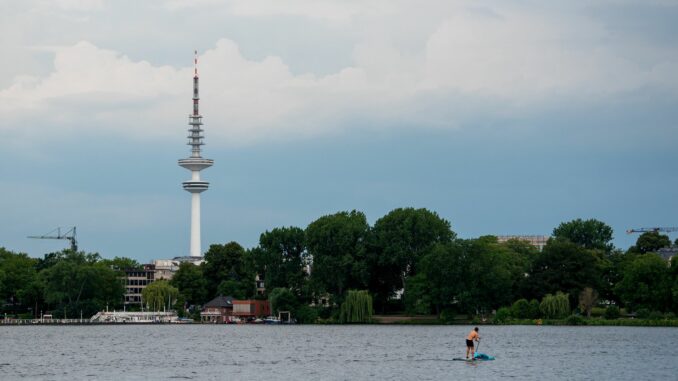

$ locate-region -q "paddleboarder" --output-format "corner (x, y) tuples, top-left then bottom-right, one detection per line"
(466, 327), (480, 359)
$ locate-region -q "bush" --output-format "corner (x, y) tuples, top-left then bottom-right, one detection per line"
(648, 311), (664, 320)
(604, 306), (620, 320)
(494, 307), (512, 323)
(635, 308), (650, 319)
(566, 315), (586, 325)
(511, 299), (530, 319)
(590, 307), (606, 317)
(295, 306), (319, 324)
(529, 299), (541, 319)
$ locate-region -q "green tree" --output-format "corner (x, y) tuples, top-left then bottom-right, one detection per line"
(540, 292), (570, 319)
(369, 208), (455, 310)
(203, 242), (254, 299)
(511, 299), (531, 319)
(633, 232), (671, 254)
(524, 238), (602, 302)
(306, 211), (370, 299)
(170, 262), (207, 305)
(252, 227), (308, 295)
(142, 280), (179, 311)
(40, 251), (123, 317)
(553, 218), (614, 252)
(0, 248), (39, 309)
(615, 253), (671, 312)
(269, 287), (299, 315)
(338, 290), (373, 323)
(100, 256), (142, 273)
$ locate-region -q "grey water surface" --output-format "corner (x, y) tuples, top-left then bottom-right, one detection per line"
(1, 325), (676, 380)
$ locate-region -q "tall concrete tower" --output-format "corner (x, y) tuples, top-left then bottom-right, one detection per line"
(178, 51), (213, 257)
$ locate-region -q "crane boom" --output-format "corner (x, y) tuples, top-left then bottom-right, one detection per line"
(626, 227), (678, 234)
(28, 226), (78, 252)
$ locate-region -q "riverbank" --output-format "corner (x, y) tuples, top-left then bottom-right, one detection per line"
(373, 314), (678, 327)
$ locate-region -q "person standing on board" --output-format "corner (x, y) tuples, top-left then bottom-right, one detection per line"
(466, 327), (480, 359)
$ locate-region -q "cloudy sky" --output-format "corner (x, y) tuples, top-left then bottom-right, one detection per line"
(1, 0), (677, 262)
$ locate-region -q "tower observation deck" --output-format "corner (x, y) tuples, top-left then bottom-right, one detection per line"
(178, 51), (213, 257)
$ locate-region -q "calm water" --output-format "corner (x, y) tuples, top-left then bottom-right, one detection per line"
(1, 325), (676, 380)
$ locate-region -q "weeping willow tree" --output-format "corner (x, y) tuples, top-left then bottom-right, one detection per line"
(142, 280), (179, 312)
(339, 290), (373, 323)
(540, 292), (570, 319)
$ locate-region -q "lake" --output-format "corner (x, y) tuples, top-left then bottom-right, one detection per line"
(1, 325), (676, 380)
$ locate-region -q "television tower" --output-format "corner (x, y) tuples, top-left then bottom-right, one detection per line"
(178, 51), (213, 257)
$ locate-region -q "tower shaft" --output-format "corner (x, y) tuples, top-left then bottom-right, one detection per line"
(179, 51), (213, 257)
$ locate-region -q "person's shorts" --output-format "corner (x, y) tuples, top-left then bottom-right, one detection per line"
(466, 339), (474, 348)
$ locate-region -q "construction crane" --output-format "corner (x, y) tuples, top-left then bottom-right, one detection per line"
(28, 226), (78, 252)
(626, 227), (678, 234)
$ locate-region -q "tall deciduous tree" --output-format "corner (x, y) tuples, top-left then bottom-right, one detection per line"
(369, 208), (455, 310)
(170, 262), (207, 305)
(142, 280), (179, 311)
(252, 227), (308, 295)
(615, 253), (671, 312)
(524, 238), (602, 302)
(306, 210), (370, 299)
(633, 232), (671, 254)
(202, 242), (254, 299)
(553, 218), (614, 252)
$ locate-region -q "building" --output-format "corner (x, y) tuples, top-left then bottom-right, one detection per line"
(152, 259), (179, 281)
(178, 51), (213, 258)
(656, 247), (678, 261)
(255, 274), (265, 296)
(496, 235), (549, 251)
(124, 264), (155, 305)
(200, 295), (234, 323)
(233, 300), (271, 319)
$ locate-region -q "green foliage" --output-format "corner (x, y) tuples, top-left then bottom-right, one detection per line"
(525, 238), (602, 301)
(634, 232), (671, 254)
(494, 307), (512, 323)
(368, 208), (455, 310)
(216, 279), (250, 300)
(540, 292), (570, 319)
(604, 305), (620, 319)
(615, 253), (671, 312)
(552, 218), (614, 252)
(202, 242), (255, 299)
(142, 280), (179, 311)
(100, 256), (141, 273)
(566, 315), (586, 325)
(339, 290), (373, 323)
(170, 262), (207, 305)
(251, 227), (308, 297)
(295, 305), (319, 324)
(306, 211), (370, 297)
(511, 299), (531, 319)
(269, 287), (298, 315)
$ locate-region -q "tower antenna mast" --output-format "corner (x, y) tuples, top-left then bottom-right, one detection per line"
(178, 50), (213, 257)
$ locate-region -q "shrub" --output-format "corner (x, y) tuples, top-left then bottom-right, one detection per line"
(566, 315), (586, 325)
(494, 307), (512, 323)
(635, 308), (650, 319)
(295, 306), (319, 324)
(648, 311), (664, 320)
(604, 306), (620, 320)
(590, 307), (606, 317)
(511, 299), (530, 319)
(529, 299), (541, 319)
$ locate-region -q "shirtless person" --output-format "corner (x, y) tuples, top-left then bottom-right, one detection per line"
(466, 327), (480, 359)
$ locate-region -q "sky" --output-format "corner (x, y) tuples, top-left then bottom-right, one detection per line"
(1, 0), (677, 262)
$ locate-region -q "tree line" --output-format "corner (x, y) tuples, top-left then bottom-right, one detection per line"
(2, 208), (677, 321)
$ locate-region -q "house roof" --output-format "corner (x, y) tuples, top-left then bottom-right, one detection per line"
(203, 295), (234, 308)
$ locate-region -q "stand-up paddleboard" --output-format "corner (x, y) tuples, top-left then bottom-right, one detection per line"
(452, 353), (495, 361)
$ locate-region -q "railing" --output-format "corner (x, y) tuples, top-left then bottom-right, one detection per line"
(1, 319), (91, 325)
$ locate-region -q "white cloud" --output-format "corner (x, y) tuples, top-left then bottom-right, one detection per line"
(1, 1), (677, 147)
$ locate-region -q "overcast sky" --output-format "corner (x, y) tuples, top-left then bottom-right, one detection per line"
(1, 0), (677, 262)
